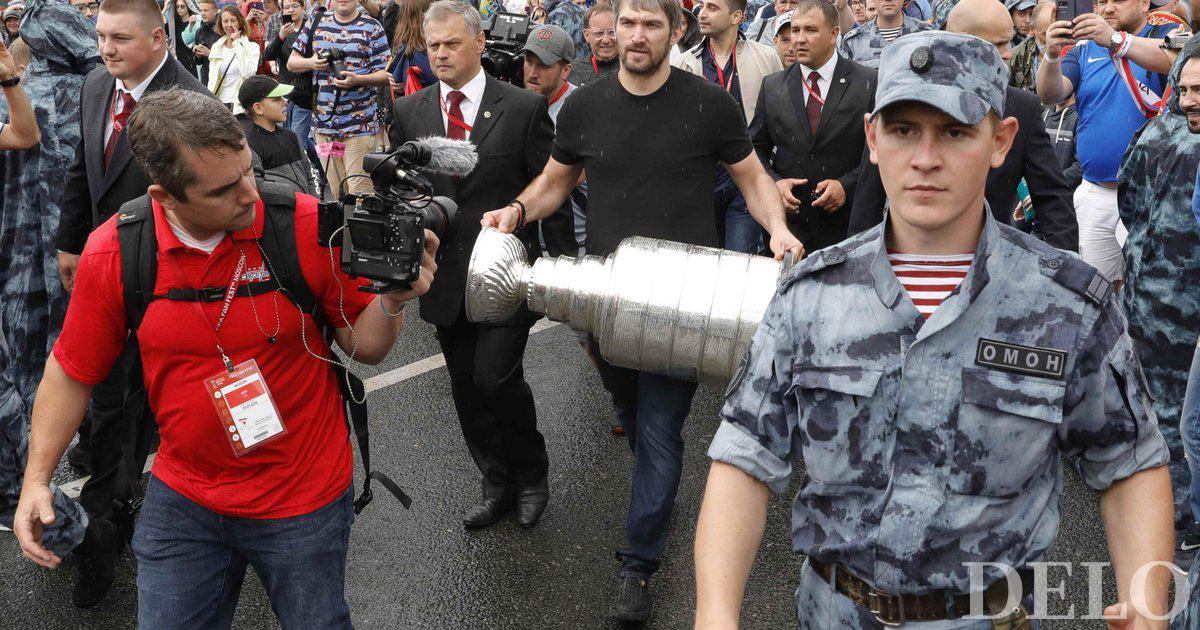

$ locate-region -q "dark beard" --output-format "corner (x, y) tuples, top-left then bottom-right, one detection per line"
(621, 46), (668, 76)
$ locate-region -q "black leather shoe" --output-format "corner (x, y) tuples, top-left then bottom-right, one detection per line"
(73, 518), (121, 608)
(463, 480), (513, 530)
(514, 478), (548, 528)
(609, 574), (651, 622)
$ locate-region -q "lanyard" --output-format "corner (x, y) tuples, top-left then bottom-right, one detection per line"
(165, 241), (245, 373)
(548, 82), (569, 105)
(591, 54), (599, 77)
(439, 94), (474, 133)
(708, 41), (737, 93)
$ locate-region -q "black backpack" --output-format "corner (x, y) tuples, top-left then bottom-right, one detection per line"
(115, 179), (410, 515)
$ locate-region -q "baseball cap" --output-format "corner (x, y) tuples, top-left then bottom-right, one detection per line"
(522, 24), (574, 65)
(238, 75), (293, 111)
(2, 5), (21, 20)
(872, 31), (1007, 126)
(1005, 0), (1035, 11)
(774, 10), (793, 36)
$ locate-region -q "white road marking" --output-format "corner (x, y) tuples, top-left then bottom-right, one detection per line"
(0, 320), (563, 533)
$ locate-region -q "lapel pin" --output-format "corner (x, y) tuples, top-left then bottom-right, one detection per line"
(484, 111), (492, 119)
(840, 78), (846, 83)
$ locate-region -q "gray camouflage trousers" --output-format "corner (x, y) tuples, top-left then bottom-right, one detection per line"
(0, 366), (87, 557)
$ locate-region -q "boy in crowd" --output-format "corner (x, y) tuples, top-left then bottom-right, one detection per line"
(238, 75), (312, 192)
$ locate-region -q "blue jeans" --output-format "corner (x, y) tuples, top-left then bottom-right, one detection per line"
(586, 337), (698, 578)
(132, 475), (355, 629)
(1182, 339), (1200, 524)
(286, 102), (323, 177)
(715, 184), (761, 254)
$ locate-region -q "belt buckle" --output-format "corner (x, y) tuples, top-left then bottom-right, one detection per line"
(199, 286), (227, 302)
(868, 588), (906, 627)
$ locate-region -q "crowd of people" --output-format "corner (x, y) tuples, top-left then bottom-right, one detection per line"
(1, 0), (1200, 625)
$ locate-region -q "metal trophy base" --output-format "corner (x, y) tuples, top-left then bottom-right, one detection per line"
(466, 228), (783, 386)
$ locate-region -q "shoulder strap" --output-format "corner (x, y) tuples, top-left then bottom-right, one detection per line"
(116, 195), (159, 332)
(257, 185), (411, 515)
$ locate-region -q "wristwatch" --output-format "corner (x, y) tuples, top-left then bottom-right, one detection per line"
(0, 75), (19, 88)
(1108, 30), (1123, 51)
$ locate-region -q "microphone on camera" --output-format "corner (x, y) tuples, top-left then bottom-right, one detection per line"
(393, 136), (480, 178)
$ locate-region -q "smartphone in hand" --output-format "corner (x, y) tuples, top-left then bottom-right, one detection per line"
(1055, 0), (1092, 24)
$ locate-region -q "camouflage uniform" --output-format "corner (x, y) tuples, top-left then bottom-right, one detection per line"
(0, 331), (88, 557)
(1008, 35), (1038, 92)
(710, 32), (1169, 627)
(0, 0), (97, 558)
(541, 0), (589, 61)
(1117, 37), (1200, 528)
(932, 0), (959, 28)
(836, 16), (934, 69)
(1169, 553), (1200, 628)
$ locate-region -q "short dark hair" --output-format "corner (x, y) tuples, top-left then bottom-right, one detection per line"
(791, 0), (838, 29)
(98, 0), (165, 30)
(613, 0), (682, 35)
(712, 0), (748, 14)
(127, 88), (246, 200)
(583, 0), (613, 28)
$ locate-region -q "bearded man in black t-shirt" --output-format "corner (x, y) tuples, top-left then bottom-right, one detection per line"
(482, 0), (802, 621)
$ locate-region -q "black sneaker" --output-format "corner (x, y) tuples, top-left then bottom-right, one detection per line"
(72, 518), (121, 608)
(609, 574), (651, 622)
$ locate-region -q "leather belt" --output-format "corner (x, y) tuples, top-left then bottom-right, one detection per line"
(808, 558), (1031, 627)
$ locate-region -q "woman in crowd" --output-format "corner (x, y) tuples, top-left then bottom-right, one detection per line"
(171, 0), (199, 77)
(386, 0), (434, 97)
(241, 0), (276, 77)
(207, 5), (260, 113)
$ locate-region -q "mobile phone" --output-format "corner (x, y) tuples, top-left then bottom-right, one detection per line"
(281, 12), (293, 23)
(250, 1), (264, 10)
(1054, 0), (1092, 23)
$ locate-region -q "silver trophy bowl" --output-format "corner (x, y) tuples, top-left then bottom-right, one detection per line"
(466, 228), (783, 386)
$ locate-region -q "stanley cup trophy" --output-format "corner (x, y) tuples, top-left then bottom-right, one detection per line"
(465, 228), (787, 386)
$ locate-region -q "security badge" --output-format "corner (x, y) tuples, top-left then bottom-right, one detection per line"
(975, 339), (1068, 381)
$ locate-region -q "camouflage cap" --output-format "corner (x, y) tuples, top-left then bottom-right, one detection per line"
(871, 31), (1008, 126)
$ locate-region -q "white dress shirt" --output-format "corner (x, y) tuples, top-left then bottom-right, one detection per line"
(104, 51), (170, 147)
(798, 52), (838, 107)
(438, 68), (487, 138)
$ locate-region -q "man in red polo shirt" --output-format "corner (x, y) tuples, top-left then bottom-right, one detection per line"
(12, 88), (436, 629)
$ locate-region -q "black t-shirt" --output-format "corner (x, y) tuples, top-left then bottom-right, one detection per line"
(552, 67), (753, 256)
(240, 118), (305, 171)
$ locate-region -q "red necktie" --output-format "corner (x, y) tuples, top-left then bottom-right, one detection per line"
(806, 70), (823, 134)
(105, 90), (137, 168)
(445, 90), (467, 141)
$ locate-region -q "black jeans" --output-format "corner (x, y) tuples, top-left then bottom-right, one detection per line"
(435, 312), (547, 490)
(79, 341), (154, 524)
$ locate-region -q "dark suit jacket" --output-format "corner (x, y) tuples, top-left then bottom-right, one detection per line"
(56, 58), (211, 255)
(390, 75), (555, 327)
(749, 56), (876, 252)
(848, 86), (1079, 252)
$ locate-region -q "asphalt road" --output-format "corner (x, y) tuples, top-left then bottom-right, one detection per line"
(0, 302), (1170, 629)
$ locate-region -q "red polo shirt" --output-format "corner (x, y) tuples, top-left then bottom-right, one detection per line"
(53, 193), (375, 518)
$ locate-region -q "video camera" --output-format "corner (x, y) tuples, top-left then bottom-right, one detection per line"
(317, 138), (479, 293)
(481, 11), (532, 85)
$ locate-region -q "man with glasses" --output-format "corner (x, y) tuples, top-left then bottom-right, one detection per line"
(71, 0), (99, 21)
(848, 0), (876, 29)
(568, 1), (617, 86)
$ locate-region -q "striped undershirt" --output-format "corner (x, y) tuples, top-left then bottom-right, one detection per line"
(887, 250), (975, 319)
(878, 26), (904, 43)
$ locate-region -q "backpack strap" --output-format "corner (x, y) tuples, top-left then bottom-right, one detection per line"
(116, 195), (160, 332)
(256, 183), (411, 515)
